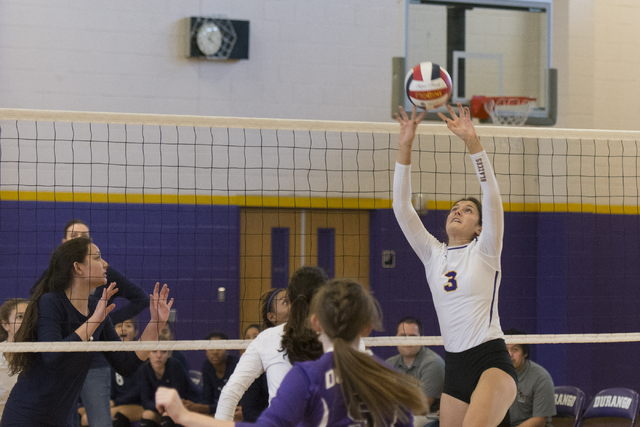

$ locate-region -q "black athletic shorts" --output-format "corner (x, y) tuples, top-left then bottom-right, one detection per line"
(443, 338), (517, 404)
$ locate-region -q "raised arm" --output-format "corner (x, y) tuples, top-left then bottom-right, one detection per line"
(393, 106), (440, 262)
(394, 105), (427, 166)
(437, 103), (483, 154)
(438, 103), (503, 257)
(37, 289), (113, 366)
(136, 282), (173, 361)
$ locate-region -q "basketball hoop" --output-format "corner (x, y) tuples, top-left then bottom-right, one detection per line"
(471, 96), (536, 126)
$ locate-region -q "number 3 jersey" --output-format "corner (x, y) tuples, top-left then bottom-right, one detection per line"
(393, 151), (504, 353)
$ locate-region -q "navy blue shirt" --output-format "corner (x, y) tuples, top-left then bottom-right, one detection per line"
(89, 267), (149, 369)
(240, 373), (269, 422)
(111, 367), (142, 407)
(139, 357), (200, 411)
(236, 352), (414, 427)
(34, 266), (150, 370)
(170, 350), (190, 374)
(1, 291), (144, 427)
(202, 355), (239, 415)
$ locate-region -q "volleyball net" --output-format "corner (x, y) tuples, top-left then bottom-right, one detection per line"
(1, 109), (640, 395)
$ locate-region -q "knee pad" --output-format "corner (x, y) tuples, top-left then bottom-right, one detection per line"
(160, 415), (176, 427)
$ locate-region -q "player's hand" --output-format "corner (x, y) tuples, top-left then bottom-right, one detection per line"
(437, 103), (477, 143)
(394, 105), (427, 150)
(89, 282), (117, 325)
(149, 282), (173, 326)
(234, 406), (243, 422)
(157, 387), (186, 422)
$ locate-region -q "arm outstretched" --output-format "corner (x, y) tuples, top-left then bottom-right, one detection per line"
(439, 103), (503, 256)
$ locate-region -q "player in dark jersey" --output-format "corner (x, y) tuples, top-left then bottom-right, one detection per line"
(1, 237), (173, 427)
(155, 278), (428, 426)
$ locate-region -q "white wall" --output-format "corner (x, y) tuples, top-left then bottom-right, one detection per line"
(2, 1), (640, 130)
(0, 0), (400, 122)
(557, 0), (640, 130)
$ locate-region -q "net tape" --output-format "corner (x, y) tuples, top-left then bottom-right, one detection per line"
(1, 333), (639, 353)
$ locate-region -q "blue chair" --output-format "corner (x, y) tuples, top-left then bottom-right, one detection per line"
(580, 388), (640, 426)
(553, 386), (586, 427)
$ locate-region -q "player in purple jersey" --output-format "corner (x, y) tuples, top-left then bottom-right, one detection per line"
(155, 278), (428, 426)
(393, 104), (517, 427)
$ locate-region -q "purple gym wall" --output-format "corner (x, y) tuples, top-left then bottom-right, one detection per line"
(2, 201), (640, 400)
(0, 200), (241, 370)
(369, 208), (640, 401)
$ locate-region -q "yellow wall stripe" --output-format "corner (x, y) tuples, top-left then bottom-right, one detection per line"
(1, 190), (638, 214)
(0, 190), (392, 210)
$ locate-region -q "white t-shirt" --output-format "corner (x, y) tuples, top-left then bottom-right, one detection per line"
(215, 323), (367, 421)
(393, 151), (504, 353)
(215, 323), (291, 420)
(0, 341), (19, 413)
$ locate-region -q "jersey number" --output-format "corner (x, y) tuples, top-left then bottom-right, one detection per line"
(444, 271), (458, 292)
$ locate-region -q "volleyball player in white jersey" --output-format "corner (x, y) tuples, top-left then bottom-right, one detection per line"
(214, 266), (328, 421)
(393, 104), (517, 427)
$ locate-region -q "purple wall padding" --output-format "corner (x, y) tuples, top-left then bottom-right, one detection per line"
(317, 228), (335, 279)
(369, 208), (640, 400)
(271, 227), (290, 289)
(3, 200), (640, 400)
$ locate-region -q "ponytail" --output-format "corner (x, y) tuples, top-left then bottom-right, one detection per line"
(311, 279), (427, 425)
(280, 266), (327, 364)
(10, 237), (91, 375)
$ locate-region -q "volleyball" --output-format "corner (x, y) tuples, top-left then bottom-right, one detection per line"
(405, 62), (452, 109)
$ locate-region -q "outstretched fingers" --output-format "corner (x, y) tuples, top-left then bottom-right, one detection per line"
(446, 103), (459, 120)
(459, 103), (471, 120)
(398, 105), (410, 122)
(106, 282), (118, 299)
(412, 108), (428, 124)
(437, 112), (450, 123)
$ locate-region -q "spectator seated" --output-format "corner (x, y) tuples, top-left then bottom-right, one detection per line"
(580, 388), (639, 427)
(552, 386), (585, 427)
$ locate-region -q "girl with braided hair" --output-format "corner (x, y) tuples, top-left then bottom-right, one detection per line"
(156, 278), (428, 426)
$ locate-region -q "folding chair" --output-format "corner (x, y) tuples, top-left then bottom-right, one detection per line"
(552, 386), (586, 427)
(580, 388), (640, 427)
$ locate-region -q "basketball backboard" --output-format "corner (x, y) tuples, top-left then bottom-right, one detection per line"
(392, 0), (556, 125)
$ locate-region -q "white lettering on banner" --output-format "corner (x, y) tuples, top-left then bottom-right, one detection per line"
(555, 394), (577, 407)
(593, 395), (632, 409)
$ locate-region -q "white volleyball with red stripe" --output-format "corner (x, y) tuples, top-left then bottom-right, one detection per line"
(405, 62), (452, 109)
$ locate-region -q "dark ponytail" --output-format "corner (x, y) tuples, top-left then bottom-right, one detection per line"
(311, 279), (427, 425)
(10, 237), (92, 375)
(280, 266), (327, 364)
